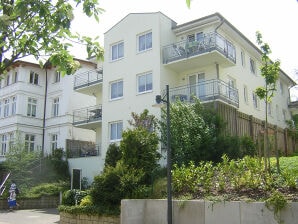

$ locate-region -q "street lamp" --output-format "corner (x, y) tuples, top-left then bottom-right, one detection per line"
(153, 84), (172, 224)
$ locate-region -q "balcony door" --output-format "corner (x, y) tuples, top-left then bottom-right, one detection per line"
(189, 73), (205, 100)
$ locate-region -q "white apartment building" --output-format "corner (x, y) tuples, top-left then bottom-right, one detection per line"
(0, 60), (97, 173)
(73, 12), (295, 181)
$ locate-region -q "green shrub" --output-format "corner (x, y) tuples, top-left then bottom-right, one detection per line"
(80, 195), (93, 206)
(62, 189), (88, 206)
(20, 182), (68, 198)
(104, 143), (122, 169)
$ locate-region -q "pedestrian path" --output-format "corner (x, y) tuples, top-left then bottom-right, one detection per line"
(0, 208), (59, 224)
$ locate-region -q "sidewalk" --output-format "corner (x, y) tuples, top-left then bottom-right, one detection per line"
(0, 208), (60, 224)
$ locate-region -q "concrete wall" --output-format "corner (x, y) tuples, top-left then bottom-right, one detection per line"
(121, 199), (298, 224)
(60, 212), (120, 224)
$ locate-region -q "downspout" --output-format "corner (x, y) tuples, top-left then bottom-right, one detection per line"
(42, 61), (50, 157)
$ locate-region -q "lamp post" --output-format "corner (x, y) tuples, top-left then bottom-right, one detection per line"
(153, 85), (172, 224)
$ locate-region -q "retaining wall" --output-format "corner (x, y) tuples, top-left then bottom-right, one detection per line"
(121, 199), (298, 224)
(60, 212), (120, 224)
(0, 196), (59, 210)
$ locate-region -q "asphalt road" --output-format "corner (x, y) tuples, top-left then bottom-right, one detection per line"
(0, 208), (60, 224)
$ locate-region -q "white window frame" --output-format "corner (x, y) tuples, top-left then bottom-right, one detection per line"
(25, 134), (35, 152)
(241, 50), (246, 67)
(27, 97), (37, 117)
(4, 99), (9, 117)
(54, 71), (61, 83)
(250, 58), (256, 75)
(29, 71), (39, 85)
(282, 109), (287, 121)
(51, 134), (58, 152)
(11, 96), (17, 115)
(111, 41), (124, 61)
(137, 72), (152, 94)
(138, 31), (152, 52)
(252, 92), (260, 109)
(110, 80), (123, 100)
(1, 134), (8, 156)
(9, 132), (14, 150)
(12, 71), (18, 83)
(243, 85), (248, 104)
(53, 97), (59, 117)
(110, 121), (123, 142)
(6, 74), (10, 86)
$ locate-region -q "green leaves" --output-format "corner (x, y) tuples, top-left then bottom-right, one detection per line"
(0, 0), (104, 75)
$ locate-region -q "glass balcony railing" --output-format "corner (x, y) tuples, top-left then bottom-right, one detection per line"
(162, 32), (236, 64)
(67, 144), (101, 158)
(74, 68), (103, 90)
(73, 105), (102, 125)
(168, 79), (239, 107)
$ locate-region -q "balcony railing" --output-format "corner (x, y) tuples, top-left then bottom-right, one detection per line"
(67, 144), (101, 158)
(74, 68), (103, 90)
(73, 105), (102, 125)
(163, 32), (236, 64)
(168, 79), (239, 107)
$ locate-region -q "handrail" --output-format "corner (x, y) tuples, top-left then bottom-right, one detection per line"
(0, 172), (11, 196)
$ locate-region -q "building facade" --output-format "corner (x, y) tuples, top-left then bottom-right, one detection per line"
(73, 12), (297, 179)
(0, 60), (97, 169)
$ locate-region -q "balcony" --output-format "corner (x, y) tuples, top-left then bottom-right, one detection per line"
(67, 144), (101, 158)
(73, 105), (102, 130)
(168, 79), (239, 108)
(73, 68), (103, 95)
(163, 32), (236, 72)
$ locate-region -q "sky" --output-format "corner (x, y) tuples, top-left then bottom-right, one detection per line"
(70, 0), (298, 81)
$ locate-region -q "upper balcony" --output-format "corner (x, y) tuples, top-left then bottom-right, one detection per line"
(162, 32), (236, 72)
(168, 79), (239, 108)
(73, 68), (103, 96)
(73, 105), (102, 130)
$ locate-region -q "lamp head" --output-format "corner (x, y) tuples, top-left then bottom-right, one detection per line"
(155, 95), (162, 104)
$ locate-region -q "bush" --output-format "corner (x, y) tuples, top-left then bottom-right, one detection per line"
(62, 189), (88, 206)
(104, 143), (122, 168)
(80, 195), (93, 206)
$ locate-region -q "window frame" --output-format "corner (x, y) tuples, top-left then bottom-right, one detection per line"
(51, 134), (58, 152)
(250, 58), (256, 75)
(137, 31), (152, 52)
(4, 98), (9, 117)
(29, 71), (39, 85)
(25, 134), (35, 152)
(243, 85), (248, 104)
(27, 97), (37, 117)
(53, 97), (59, 117)
(54, 71), (61, 83)
(110, 121), (123, 142)
(11, 96), (17, 115)
(111, 41), (124, 61)
(137, 72), (153, 94)
(252, 92), (260, 109)
(110, 80), (123, 100)
(1, 134), (8, 156)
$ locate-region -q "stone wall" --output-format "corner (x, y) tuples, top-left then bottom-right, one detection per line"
(121, 199), (298, 224)
(60, 212), (120, 224)
(0, 196), (59, 210)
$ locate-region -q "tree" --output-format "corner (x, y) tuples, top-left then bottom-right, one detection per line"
(0, 0), (104, 76)
(255, 31), (280, 172)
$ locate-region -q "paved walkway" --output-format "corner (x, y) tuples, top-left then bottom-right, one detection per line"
(0, 208), (60, 224)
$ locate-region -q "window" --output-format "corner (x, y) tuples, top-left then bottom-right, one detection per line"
(29, 71), (39, 85)
(27, 98), (37, 117)
(111, 42), (124, 61)
(1, 135), (8, 156)
(11, 96), (17, 115)
(6, 74), (10, 86)
(110, 80), (123, 100)
(9, 132), (14, 149)
(268, 102), (272, 116)
(137, 72), (152, 93)
(4, 99), (9, 117)
(187, 34), (195, 42)
(110, 121), (123, 141)
(243, 85), (248, 103)
(282, 110), (287, 121)
(51, 134), (58, 152)
(25, 134), (35, 152)
(252, 92), (260, 109)
(138, 31), (152, 52)
(250, 58), (256, 74)
(12, 72), (18, 83)
(53, 97), (59, 117)
(241, 51), (245, 67)
(54, 71), (60, 83)
(196, 32), (204, 43)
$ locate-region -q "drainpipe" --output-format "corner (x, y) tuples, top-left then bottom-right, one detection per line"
(41, 61), (50, 157)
